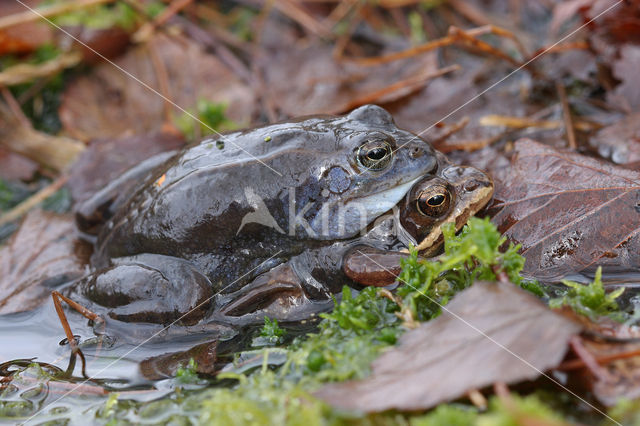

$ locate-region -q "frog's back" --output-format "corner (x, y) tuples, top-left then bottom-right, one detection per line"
(91, 105), (439, 275)
(93, 114), (352, 265)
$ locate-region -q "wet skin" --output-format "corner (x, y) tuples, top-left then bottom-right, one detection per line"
(68, 105), (493, 328)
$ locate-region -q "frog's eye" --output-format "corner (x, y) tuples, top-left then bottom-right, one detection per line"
(357, 140), (393, 171)
(416, 185), (451, 217)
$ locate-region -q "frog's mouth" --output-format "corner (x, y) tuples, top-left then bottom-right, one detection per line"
(311, 175), (424, 239)
(346, 175), (424, 220)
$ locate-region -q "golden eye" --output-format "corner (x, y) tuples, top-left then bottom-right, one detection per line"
(416, 186), (451, 217)
(357, 140), (393, 171)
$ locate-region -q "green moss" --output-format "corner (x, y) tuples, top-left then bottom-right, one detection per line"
(199, 371), (332, 426)
(397, 217), (533, 322)
(608, 398), (640, 425)
(175, 358), (200, 384)
(549, 267), (625, 321)
(412, 394), (565, 426)
(259, 317), (286, 345)
(175, 100), (239, 141)
(46, 1), (138, 30)
(411, 404), (479, 426)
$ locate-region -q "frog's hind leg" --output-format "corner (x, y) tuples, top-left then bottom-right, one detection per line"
(69, 254), (214, 326)
(51, 291), (104, 378)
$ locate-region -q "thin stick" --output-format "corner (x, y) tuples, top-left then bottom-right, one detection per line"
(273, 0), (332, 38)
(557, 81), (577, 149)
(0, 86), (30, 127)
(0, 51), (82, 87)
(52, 291), (86, 378)
(569, 335), (612, 383)
(557, 347), (640, 371)
(348, 24), (525, 66)
(342, 64), (459, 111)
(0, 175), (68, 227)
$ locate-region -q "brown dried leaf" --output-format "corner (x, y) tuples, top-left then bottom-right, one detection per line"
(67, 131), (183, 204)
(260, 43), (438, 116)
(59, 34), (256, 140)
(316, 281), (580, 412)
(0, 103), (84, 172)
(0, 0), (53, 55)
(0, 147), (38, 181)
(575, 338), (640, 406)
(0, 209), (87, 314)
(488, 139), (640, 281)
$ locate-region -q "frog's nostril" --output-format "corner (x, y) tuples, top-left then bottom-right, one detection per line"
(410, 146), (423, 158)
(464, 180), (479, 192)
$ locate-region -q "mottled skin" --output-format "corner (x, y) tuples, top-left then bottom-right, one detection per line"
(68, 105), (492, 327)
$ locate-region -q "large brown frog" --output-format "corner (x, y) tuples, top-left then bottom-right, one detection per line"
(66, 105), (493, 329)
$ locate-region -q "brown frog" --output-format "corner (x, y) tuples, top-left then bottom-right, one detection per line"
(64, 105), (493, 330)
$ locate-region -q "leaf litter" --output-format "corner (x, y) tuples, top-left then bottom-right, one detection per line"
(3, 0), (640, 423)
(315, 280), (582, 412)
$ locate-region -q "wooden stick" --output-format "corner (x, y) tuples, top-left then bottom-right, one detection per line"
(0, 51), (82, 87)
(557, 81), (577, 150)
(0, 175), (68, 227)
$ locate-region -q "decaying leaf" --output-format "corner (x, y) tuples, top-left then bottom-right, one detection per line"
(581, 338), (640, 406)
(59, 33), (256, 140)
(0, 103), (84, 173)
(315, 281), (581, 412)
(488, 139), (640, 281)
(0, 209), (87, 314)
(260, 43), (440, 116)
(0, 147), (38, 181)
(67, 131), (183, 204)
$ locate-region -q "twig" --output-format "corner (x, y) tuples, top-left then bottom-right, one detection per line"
(132, 0), (195, 43)
(0, 0), (114, 30)
(0, 175), (68, 227)
(479, 114), (599, 132)
(557, 81), (577, 149)
(0, 86), (30, 127)
(341, 64), (460, 112)
(467, 389), (488, 409)
(568, 336), (613, 383)
(147, 39), (174, 130)
(347, 25), (522, 66)
(0, 103), (84, 172)
(273, 0), (332, 38)
(557, 347), (640, 371)
(0, 51), (82, 87)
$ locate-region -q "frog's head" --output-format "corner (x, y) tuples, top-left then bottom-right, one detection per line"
(308, 105), (441, 239)
(398, 164), (494, 255)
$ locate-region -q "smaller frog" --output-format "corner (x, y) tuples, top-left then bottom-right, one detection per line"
(344, 165), (494, 286)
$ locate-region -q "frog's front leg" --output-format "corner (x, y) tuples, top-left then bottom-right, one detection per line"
(212, 261), (335, 325)
(66, 254), (213, 325)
